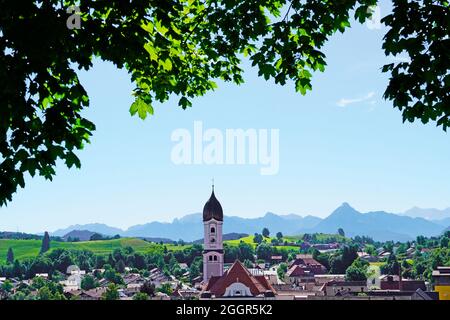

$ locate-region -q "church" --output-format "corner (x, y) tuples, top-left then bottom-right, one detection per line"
(200, 185), (276, 299)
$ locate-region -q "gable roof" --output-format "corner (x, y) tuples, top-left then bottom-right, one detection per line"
(289, 254), (327, 273)
(204, 260), (276, 297)
(286, 265), (314, 277)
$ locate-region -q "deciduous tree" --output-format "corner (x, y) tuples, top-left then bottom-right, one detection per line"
(1, 0), (448, 206)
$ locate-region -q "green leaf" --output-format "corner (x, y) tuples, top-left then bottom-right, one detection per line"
(144, 43), (158, 61)
(162, 58), (173, 71)
(178, 97), (192, 109)
(130, 98), (154, 119)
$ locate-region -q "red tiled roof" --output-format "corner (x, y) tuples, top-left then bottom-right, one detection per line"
(204, 260), (276, 297)
(289, 255), (326, 274)
(286, 265), (314, 277)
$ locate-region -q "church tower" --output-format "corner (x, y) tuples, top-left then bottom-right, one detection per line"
(202, 184), (224, 282)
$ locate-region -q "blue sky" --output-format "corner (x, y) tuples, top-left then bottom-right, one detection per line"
(1, 1), (450, 233)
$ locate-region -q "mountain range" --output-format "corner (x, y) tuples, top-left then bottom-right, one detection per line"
(50, 203), (450, 242)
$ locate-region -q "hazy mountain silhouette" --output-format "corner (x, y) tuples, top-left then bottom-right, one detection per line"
(402, 206), (450, 220)
(49, 204), (449, 242)
(62, 230), (97, 241)
(53, 223), (123, 237)
(309, 203), (446, 241)
(122, 212), (321, 241)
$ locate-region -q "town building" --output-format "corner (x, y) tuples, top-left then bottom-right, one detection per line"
(202, 260), (276, 299)
(200, 186), (277, 299)
(202, 184), (224, 282)
(286, 254), (327, 285)
(379, 275), (426, 292)
(433, 266), (450, 300)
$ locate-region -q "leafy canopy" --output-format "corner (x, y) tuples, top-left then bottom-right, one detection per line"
(1, 0), (449, 205)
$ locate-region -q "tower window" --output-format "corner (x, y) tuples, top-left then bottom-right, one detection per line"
(209, 256), (213, 261)
(210, 227), (215, 233)
(211, 238), (215, 243)
(213, 255), (218, 261)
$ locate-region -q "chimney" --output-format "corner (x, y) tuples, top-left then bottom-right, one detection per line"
(398, 264), (402, 291)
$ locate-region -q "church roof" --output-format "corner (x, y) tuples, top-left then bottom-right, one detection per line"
(203, 187), (223, 221)
(204, 260), (276, 297)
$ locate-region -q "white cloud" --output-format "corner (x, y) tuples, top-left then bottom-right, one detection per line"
(336, 91), (375, 107)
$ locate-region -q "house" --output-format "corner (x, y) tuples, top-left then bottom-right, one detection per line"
(286, 254), (327, 285)
(192, 276), (203, 289)
(432, 266), (450, 300)
(300, 242), (311, 251)
(358, 252), (378, 262)
(270, 256), (283, 264)
(321, 280), (368, 296)
(289, 254), (327, 277)
(68, 287), (107, 300)
(148, 268), (170, 286)
(379, 275), (426, 291)
(263, 269), (283, 286)
(178, 263), (189, 270)
(152, 292), (171, 300)
(34, 273), (49, 279)
(314, 274), (346, 286)
(201, 260), (276, 299)
(406, 247), (415, 257)
(173, 289), (200, 300)
(285, 265), (316, 284)
(60, 274), (82, 292)
(311, 243), (340, 252)
(411, 288), (439, 300)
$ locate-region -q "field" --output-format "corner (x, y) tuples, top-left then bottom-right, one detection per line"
(0, 233), (345, 263)
(226, 235), (301, 251)
(284, 233), (348, 243)
(0, 238), (172, 264)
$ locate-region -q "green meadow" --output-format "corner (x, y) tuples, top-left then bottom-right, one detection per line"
(0, 238), (170, 264)
(0, 233), (346, 264)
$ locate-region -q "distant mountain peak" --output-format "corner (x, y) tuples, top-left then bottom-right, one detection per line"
(340, 202), (352, 208)
(331, 202), (359, 216)
(264, 212), (278, 217)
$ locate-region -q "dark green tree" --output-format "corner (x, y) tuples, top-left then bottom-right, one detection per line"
(262, 228), (270, 238)
(440, 236), (449, 248)
(1, 0), (448, 206)
(90, 233), (104, 241)
(277, 262), (288, 280)
(276, 232), (283, 240)
(238, 242), (255, 262)
(81, 274), (98, 290)
(140, 280), (156, 297)
(338, 228), (345, 237)
(133, 292), (149, 300)
(6, 248), (14, 264)
(102, 284), (119, 300)
(40, 232), (51, 254)
(253, 233), (263, 244)
(345, 265), (367, 281)
(256, 242), (273, 261)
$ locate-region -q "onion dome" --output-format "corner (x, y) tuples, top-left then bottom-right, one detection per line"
(203, 185), (223, 221)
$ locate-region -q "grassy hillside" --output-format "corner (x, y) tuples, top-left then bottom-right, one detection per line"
(226, 235), (300, 251)
(0, 238), (170, 264)
(0, 233), (347, 263)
